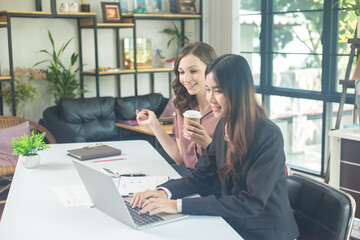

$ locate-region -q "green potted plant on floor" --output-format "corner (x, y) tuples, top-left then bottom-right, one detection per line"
(34, 30), (86, 104)
(12, 132), (50, 168)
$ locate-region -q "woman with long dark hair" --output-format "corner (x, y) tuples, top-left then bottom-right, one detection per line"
(131, 54), (299, 240)
(136, 42), (219, 170)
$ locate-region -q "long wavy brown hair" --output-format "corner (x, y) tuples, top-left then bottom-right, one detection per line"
(171, 42), (217, 115)
(205, 54), (265, 180)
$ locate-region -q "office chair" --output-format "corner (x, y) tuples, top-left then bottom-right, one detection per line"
(0, 116), (56, 206)
(286, 173), (355, 240)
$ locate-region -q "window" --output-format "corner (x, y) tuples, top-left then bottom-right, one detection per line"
(240, 0), (355, 177)
(240, 9), (261, 85)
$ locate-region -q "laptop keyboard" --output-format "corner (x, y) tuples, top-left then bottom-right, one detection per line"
(124, 201), (164, 226)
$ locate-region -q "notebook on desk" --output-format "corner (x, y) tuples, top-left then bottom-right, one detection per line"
(72, 160), (188, 230)
(67, 145), (122, 160)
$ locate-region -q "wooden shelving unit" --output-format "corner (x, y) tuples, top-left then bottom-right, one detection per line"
(0, 10), (52, 16)
(123, 13), (201, 20)
(97, 23), (134, 28)
(81, 70), (136, 75)
(137, 68), (173, 73)
(79, 9), (202, 98)
(0, 76), (12, 81)
(0, 6), (99, 115)
(0, 0), (202, 115)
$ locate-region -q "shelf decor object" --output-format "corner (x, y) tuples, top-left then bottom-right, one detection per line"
(80, 0), (90, 12)
(123, 38), (152, 69)
(160, 23), (190, 57)
(177, 0), (199, 14)
(101, 2), (122, 23)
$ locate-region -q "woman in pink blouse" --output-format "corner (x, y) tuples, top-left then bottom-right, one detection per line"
(136, 42), (219, 170)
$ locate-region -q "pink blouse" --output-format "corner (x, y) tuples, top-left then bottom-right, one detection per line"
(173, 106), (220, 169)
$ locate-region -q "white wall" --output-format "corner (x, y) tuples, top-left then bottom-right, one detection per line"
(0, 0), (199, 122)
(204, 0), (240, 55)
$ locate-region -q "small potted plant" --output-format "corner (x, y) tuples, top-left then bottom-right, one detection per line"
(12, 132), (50, 168)
(160, 23), (190, 58)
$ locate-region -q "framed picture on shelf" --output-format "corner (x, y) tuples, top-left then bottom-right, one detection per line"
(177, 0), (199, 14)
(101, 2), (122, 23)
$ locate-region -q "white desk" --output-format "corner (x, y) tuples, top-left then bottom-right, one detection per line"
(329, 127), (360, 218)
(0, 140), (242, 240)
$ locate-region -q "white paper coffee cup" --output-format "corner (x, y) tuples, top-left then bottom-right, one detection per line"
(183, 110), (201, 125)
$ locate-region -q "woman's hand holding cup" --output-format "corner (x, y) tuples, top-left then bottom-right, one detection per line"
(183, 110), (212, 148)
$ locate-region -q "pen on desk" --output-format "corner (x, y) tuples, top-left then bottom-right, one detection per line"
(92, 158), (125, 163)
(119, 174), (149, 177)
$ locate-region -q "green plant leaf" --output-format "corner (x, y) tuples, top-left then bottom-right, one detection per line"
(48, 30), (55, 49)
(159, 22), (190, 51)
(33, 31), (86, 103)
(12, 132), (50, 156)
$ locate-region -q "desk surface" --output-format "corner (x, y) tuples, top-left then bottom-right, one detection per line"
(116, 123), (173, 136)
(328, 127), (360, 141)
(0, 140), (241, 240)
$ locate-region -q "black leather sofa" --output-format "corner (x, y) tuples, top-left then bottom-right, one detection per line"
(41, 93), (168, 143)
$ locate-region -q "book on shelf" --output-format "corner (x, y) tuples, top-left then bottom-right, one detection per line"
(123, 37), (152, 69)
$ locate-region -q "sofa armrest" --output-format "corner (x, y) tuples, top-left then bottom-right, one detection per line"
(42, 106), (86, 143)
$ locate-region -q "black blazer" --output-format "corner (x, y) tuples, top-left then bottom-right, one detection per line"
(160, 118), (299, 240)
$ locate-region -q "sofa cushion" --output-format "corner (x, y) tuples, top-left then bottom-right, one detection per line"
(115, 93), (166, 120)
(59, 97), (118, 142)
(0, 121), (30, 166)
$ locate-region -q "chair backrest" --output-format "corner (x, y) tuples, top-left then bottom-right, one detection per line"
(286, 174), (355, 240)
(0, 115), (56, 176)
(0, 115), (56, 144)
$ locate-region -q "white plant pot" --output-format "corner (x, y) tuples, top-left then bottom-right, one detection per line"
(19, 154), (40, 168)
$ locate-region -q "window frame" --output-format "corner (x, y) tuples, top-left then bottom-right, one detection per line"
(239, 0), (355, 178)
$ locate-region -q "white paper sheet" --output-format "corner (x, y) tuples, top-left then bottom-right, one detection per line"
(52, 184), (93, 208)
(118, 176), (169, 195)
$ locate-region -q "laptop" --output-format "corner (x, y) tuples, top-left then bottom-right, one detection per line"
(72, 160), (188, 229)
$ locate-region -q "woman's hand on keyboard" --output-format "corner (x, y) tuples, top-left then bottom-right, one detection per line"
(130, 189), (167, 209)
(138, 198), (177, 215)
